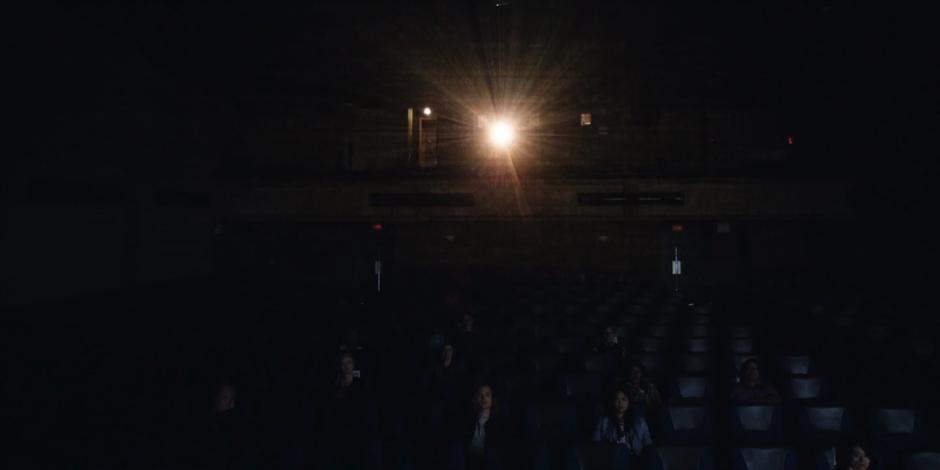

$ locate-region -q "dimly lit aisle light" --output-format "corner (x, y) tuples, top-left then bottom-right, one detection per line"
(488, 119), (516, 149)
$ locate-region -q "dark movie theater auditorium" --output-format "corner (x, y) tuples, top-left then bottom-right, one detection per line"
(7, 2), (939, 470)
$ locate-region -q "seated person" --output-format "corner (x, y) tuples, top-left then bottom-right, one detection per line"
(730, 359), (781, 404)
(593, 388), (653, 460)
(453, 384), (507, 470)
(593, 326), (625, 356)
(835, 443), (872, 470)
(455, 313), (482, 353)
(201, 381), (243, 470)
(622, 362), (662, 410)
(321, 353), (373, 469)
(422, 343), (467, 400)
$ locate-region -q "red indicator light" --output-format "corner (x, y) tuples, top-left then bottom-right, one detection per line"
(371, 223), (383, 232)
(672, 224), (684, 233)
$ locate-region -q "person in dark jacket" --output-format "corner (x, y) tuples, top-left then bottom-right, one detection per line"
(453, 384), (507, 470)
(622, 362), (662, 410)
(319, 352), (374, 470)
(730, 358), (781, 404)
(423, 343), (467, 401)
(198, 381), (246, 470)
(593, 326), (626, 357)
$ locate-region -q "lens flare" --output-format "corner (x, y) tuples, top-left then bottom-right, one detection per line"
(488, 120), (516, 149)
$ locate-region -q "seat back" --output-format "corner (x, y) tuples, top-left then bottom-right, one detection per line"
(670, 376), (714, 401)
(872, 408), (917, 435)
(556, 373), (602, 402)
(658, 406), (713, 445)
(685, 338), (711, 353)
(525, 402), (578, 442)
(777, 356), (814, 376)
(799, 407), (850, 444)
(803, 407), (847, 432)
(633, 354), (665, 376)
(869, 408), (927, 468)
(732, 448), (795, 470)
(577, 443), (631, 470)
(674, 354), (714, 375)
(728, 327), (753, 339)
(647, 446), (713, 470)
(649, 325), (672, 338)
(730, 406), (783, 445)
(787, 377), (824, 401)
(638, 338), (666, 353)
(729, 339), (754, 354)
(687, 325), (712, 338)
(584, 354), (616, 374)
(905, 453), (940, 470)
(737, 406), (777, 431)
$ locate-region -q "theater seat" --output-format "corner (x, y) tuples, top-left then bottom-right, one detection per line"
(656, 406), (714, 445)
(632, 354), (665, 377)
(729, 406), (784, 446)
(649, 325), (672, 338)
(732, 448), (796, 470)
(798, 406), (852, 444)
(504, 373), (543, 402)
(728, 327), (753, 339)
(904, 453), (940, 470)
(776, 356), (814, 376)
(813, 447), (836, 470)
(638, 338), (666, 353)
(532, 353), (561, 374)
(585, 354), (616, 374)
(674, 354), (714, 375)
(577, 443), (632, 470)
(687, 326), (712, 338)
(870, 408), (928, 467)
(525, 402), (578, 443)
(669, 376), (714, 402)
(554, 337), (586, 354)
(785, 377), (828, 401)
(555, 373), (602, 402)
(684, 339), (711, 353)
(446, 441), (502, 470)
(647, 446), (714, 470)
(728, 339), (754, 354)
(619, 315), (642, 326)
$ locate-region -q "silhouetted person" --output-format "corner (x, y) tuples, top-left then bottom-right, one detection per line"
(454, 313), (484, 367)
(422, 343), (467, 401)
(593, 388), (653, 464)
(730, 359), (781, 404)
(453, 384), (507, 470)
(593, 326), (625, 357)
(835, 444), (872, 470)
(622, 362), (662, 410)
(320, 352), (373, 470)
(198, 381), (247, 470)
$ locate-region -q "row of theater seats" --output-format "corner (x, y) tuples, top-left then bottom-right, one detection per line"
(441, 445), (940, 470)
(182, 278), (936, 470)
(323, 286), (935, 470)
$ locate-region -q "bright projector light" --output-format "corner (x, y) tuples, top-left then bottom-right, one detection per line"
(488, 120), (516, 149)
